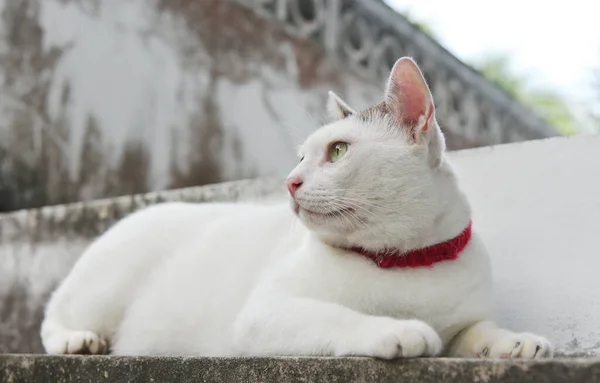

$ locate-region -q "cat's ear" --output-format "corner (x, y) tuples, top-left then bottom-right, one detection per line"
(383, 57), (445, 167)
(327, 91), (356, 120)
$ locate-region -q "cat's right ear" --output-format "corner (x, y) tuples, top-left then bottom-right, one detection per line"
(326, 91), (356, 121)
(383, 57), (446, 167)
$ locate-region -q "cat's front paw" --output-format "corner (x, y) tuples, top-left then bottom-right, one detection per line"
(478, 333), (553, 359)
(341, 318), (442, 359)
(44, 330), (108, 355)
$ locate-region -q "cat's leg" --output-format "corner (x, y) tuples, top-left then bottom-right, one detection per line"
(234, 292), (442, 359)
(41, 205), (179, 355)
(41, 237), (130, 355)
(447, 321), (553, 359)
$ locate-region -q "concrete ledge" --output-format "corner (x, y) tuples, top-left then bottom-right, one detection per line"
(0, 177), (285, 243)
(1, 355), (600, 383)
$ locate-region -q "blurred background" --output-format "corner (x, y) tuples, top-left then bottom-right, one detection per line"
(1, 0), (598, 213)
(388, 0), (600, 135)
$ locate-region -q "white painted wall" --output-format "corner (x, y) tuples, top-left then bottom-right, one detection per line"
(449, 134), (600, 356)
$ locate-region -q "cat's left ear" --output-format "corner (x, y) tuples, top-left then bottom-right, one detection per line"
(327, 91), (356, 120)
(384, 57), (445, 167)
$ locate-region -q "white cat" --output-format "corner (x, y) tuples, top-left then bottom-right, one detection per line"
(41, 57), (553, 359)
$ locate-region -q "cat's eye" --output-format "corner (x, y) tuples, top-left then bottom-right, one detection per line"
(329, 142), (348, 163)
(299, 155), (305, 162)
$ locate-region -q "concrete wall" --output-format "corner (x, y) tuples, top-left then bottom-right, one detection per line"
(0, 0), (558, 212)
(1, 134), (598, 355)
(0, 0), (380, 211)
(450, 133), (600, 357)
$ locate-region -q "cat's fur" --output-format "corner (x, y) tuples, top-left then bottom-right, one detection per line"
(41, 57), (553, 359)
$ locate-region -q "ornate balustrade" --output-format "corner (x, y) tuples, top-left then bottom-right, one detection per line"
(233, 0), (559, 145)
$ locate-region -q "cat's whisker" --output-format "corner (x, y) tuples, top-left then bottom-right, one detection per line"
(331, 205), (361, 232)
(302, 193), (394, 212)
(327, 200), (374, 235)
(343, 208), (374, 232)
(333, 195), (391, 210)
(331, 196), (397, 214)
(307, 190), (398, 207)
(328, 198), (378, 218)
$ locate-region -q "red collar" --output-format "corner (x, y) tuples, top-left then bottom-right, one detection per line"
(344, 221), (472, 269)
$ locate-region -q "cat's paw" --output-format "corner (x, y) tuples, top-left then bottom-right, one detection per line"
(44, 330), (108, 355)
(341, 318), (442, 359)
(478, 333), (553, 359)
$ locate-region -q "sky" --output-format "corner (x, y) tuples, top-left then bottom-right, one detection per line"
(384, 0), (600, 112)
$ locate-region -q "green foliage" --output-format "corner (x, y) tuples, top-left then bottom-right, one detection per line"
(397, 11), (577, 135)
(594, 56), (600, 100)
(396, 6), (581, 135)
(401, 10), (437, 39)
(592, 56), (600, 128)
(476, 55), (525, 96)
(525, 93), (579, 135)
(475, 54), (578, 135)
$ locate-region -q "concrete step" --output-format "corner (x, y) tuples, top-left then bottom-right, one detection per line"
(2, 355), (600, 383)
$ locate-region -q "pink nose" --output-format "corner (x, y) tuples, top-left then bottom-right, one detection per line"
(286, 177), (303, 197)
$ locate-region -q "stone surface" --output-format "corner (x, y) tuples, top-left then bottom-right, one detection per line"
(2, 355), (600, 383)
(2, 135), (599, 356)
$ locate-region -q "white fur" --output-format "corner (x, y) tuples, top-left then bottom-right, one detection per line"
(41, 57), (553, 359)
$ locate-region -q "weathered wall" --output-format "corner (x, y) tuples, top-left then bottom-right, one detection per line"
(0, 0), (558, 212)
(1, 134), (598, 356)
(0, 0), (374, 211)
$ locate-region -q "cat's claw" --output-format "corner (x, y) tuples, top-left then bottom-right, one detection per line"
(478, 333), (553, 359)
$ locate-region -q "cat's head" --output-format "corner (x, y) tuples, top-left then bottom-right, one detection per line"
(286, 57), (457, 250)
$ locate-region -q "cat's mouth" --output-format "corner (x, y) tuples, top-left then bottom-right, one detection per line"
(293, 202), (355, 219)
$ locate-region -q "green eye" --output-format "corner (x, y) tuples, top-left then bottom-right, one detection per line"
(329, 142), (348, 162)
